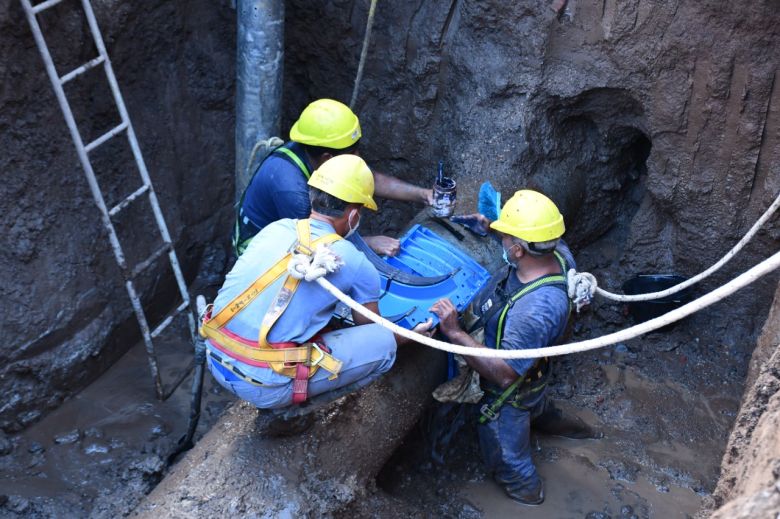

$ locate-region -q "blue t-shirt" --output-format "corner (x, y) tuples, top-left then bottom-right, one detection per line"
(483, 242), (575, 378)
(209, 218), (381, 384)
(242, 142), (313, 231)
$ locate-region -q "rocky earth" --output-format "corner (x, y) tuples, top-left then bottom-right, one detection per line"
(704, 281), (780, 518)
(1, 0), (779, 517)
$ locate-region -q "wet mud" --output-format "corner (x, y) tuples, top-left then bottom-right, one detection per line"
(369, 308), (745, 518)
(0, 329), (233, 518)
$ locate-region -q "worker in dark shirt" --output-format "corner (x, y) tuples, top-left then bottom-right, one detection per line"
(233, 98), (433, 257)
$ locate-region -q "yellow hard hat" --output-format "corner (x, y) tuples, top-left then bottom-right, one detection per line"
(289, 99), (362, 150)
(490, 190), (565, 242)
(308, 154), (377, 210)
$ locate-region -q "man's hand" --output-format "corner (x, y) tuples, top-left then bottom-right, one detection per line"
(412, 318), (435, 338)
(364, 235), (401, 256)
(422, 188), (434, 206)
(450, 213), (492, 236)
(429, 298), (464, 340)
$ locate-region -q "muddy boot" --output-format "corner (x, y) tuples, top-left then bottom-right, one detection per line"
(503, 479), (545, 506)
(532, 401), (601, 439)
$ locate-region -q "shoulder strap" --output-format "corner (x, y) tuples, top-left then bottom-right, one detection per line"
(205, 219), (341, 331)
(274, 146), (311, 179)
(235, 143), (309, 214)
(257, 219), (317, 347)
(466, 267), (512, 334)
(494, 274), (567, 349)
(494, 251), (571, 349)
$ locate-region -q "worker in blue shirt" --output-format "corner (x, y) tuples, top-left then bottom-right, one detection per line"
(431, 190), (595, 506)
(233, 98), (433, 257)
(205, 154), (432, 410)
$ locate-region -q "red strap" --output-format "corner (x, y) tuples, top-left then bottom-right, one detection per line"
(292, 363), (310, 404)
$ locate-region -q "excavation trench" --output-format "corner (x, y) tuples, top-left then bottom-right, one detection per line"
(2, 0), (779, 517)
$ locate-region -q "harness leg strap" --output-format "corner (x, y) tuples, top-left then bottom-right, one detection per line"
(292, 363), (310, 404)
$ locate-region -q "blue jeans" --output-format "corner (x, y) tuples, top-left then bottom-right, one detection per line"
(207, 323), (396, 409)
(477, 389), (547, 494)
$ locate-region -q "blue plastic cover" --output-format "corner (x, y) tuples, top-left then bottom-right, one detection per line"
(376, 225), (491, 329)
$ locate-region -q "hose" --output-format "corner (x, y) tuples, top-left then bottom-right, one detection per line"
(170, 295), (208, 459)
(312, 248), (780, 359)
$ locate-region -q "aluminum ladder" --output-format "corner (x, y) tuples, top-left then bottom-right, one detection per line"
(20, 0), (196, 400)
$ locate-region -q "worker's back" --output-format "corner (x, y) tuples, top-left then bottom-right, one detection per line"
(215, 217), (380, 346)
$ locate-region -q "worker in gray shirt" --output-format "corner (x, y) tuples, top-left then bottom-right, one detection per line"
(431, 190), (596, 506)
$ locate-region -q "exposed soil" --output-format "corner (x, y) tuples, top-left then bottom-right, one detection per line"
(0, 0), (235, 433)
(0, 333), (234, 518)
(359, 295), (746, 518)
(705, 283), (780, 518)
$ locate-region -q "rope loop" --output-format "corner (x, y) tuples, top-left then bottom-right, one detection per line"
(287, 244), (343, 282)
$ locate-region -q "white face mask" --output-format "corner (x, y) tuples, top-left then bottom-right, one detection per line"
(345, 209), (360, 238)
(502, 242), (519, 266)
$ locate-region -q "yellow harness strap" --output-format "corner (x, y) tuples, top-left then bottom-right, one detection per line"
(200, 219), (343, 379)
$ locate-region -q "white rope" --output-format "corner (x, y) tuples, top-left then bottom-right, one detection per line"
(574, 188), (780, 303)
(288, 244), (344, 282)
(311, 249), (780, 359)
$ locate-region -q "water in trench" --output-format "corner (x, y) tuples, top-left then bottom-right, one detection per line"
(0, 332), (234, 517)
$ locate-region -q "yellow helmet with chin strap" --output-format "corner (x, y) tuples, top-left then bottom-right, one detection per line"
(308, 154), (377, 210)
(290, 99), (362, 150)
(490, 190), (565, 242)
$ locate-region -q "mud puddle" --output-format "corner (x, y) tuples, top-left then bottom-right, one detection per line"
(0, 327), (234, 518)
(462, 432), (702, 518)
(375, 321), (744, 518)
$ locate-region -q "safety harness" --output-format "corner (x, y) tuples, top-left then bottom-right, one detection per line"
(233, 144), (312, 256)
(202, 219), (343, 404)
(478, 251), (571, 424)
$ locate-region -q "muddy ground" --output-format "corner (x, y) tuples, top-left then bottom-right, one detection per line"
(0, 335), (234, 518)
(363, 314), (743, 518)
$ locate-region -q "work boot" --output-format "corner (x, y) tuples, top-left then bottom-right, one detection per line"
(503, 479), (545, 506)
(532, 401), (602, 439)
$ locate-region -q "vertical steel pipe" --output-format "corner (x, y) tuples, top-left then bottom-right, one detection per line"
(235, 0), (284, 203)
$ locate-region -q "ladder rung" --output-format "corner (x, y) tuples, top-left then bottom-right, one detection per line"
(151, 301), (190, 339)
(60, 55), (106, 85)
(31, 0), (64, 14)
(85, 121), (128, 152)
(130, 242), (172, 279)
(109, 184), (150, 217)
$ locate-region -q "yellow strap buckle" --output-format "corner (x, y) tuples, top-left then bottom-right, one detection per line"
(289, 239), (314, 257)
(310, 342), (325, 367)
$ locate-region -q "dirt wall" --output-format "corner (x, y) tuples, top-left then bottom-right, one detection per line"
(706, 281), (780, 517)
(286, 0), (780, 320)
(0, 0), (235, 432)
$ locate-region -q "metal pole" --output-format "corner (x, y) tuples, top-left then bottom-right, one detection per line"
(235, 0), (284, 204)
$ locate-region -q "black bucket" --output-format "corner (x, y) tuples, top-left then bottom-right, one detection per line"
(621, 274), (693, 327)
